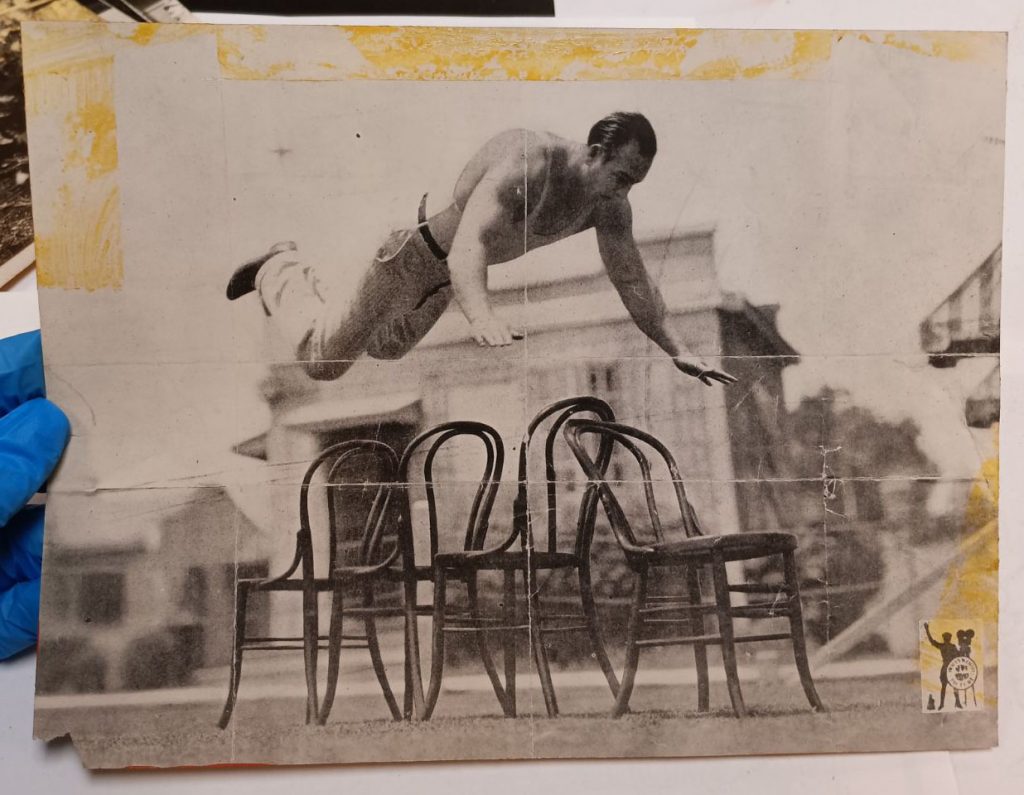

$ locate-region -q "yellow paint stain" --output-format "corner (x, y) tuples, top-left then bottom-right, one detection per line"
(935, 425), (998, 642)
(128, 23), (159, 46)
(689, 57), (742, 81)
(65, 100), (118, 179)
(338, 27), (844, 82)
(217, 29), (296, 80)
(859, 32), (990, 63)
(25, 52), (123, 290)
(343, 27), (707, 81)
(36, 184), (123, 291)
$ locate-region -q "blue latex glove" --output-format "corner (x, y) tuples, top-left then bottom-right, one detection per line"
(0, 331), (69, 660)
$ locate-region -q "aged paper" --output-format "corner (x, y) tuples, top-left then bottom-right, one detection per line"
(23, 22), (1002, 768)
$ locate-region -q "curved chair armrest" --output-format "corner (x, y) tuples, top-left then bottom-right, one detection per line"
(251, 527), (309, 587)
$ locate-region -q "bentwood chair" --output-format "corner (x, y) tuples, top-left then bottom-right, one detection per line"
(504, 396), (622, 716)
(408, 401), (621, 720)
(218, 439), (403, 729)
(395, 421), (512, 721)
(564, 420), (826, 718)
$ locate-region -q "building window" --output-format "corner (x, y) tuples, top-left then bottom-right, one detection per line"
(77, 572), (124, 625)
(587, 363), (620, 398)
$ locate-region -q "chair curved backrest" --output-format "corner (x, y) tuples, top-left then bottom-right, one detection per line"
(298, 439), (401, 576)
(397, 421), (506, 566)
(514, 397), (615, 557)
(564, 420), (704, 555)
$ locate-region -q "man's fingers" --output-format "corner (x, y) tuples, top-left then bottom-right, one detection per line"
(0, 576), (40, 660)
(0, 398), (70, 527)
(0, 505), (43, 592)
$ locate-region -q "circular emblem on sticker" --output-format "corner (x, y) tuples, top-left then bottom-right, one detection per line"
(946, 656), (978, 691)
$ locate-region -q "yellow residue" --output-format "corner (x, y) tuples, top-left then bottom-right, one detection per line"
(336, 27), (847, 82)
(25, 51), (123, 290)
(217, 30), (296, 80)
(128, 23), (159, 46)
(858, 31), (992, 62)
(343, 27), (706, 81)
(689, 56), (743, 81)
(936, 425), (998, 634)
(36, 184), (123, 291)
(65, 100), (118, 179)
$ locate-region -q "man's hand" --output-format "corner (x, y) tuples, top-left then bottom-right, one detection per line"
(1, 331), (69, 660)
(672, 355), (738, 387)
(467, 314), (524, 348)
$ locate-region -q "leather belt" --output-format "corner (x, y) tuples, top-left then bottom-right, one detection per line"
(417, 193), (449, 261)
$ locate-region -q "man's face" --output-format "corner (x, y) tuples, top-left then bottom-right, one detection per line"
(588, 139), (653, 200)
(943, 633), (953, 642)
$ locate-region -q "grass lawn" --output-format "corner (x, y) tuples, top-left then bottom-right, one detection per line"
(39, 672), (996, 769)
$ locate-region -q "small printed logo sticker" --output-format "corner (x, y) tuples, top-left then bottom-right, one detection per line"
(920, 620), (984, 712)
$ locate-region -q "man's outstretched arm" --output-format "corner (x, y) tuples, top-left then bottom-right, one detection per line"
(595, 200), (737, 386)
(445, 150), (532, 348)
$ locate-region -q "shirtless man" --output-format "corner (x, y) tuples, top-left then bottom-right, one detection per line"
(226, 111), (736, 387)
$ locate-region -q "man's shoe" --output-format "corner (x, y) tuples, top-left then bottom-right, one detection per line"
(225, 241), (296, 300)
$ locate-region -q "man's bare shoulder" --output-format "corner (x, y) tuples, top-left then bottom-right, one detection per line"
(473, 129), (552, 176)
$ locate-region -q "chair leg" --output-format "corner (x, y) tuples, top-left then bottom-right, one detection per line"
(301, 581), (320, 726)
(217, 583), (249, 729)
(502, 569), (520, 718)
(318, 588), (344, 726)
(579, 558), (620, 698)
(402, 575), (425, 720)
(364, 588), (402, 721)
(424, 569), (447, 719)
(468, 572), (512, 716)
(711, 552), (747, 718)
(783, 551), (826, 712)
(525, 564), (558, 718)
(612, 566), (648, 718)
(686, 566), (710, 713)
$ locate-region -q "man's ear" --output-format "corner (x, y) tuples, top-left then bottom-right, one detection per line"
(587, 143), (606, 162)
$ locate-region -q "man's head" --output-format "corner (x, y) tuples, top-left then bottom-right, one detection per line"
(943, 632), (953, 643)
(585, 112), (656, 199)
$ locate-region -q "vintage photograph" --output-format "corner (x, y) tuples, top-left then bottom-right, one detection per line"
(22, 23), (1002, 767)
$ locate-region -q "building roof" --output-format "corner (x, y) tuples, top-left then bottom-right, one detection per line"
(965, 364), (1000, 429)
(921, 244), (1001, 366)
(278, 391), (421, 432)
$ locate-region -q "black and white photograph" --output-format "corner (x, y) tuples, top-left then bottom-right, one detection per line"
(20, 22), (1002, 768)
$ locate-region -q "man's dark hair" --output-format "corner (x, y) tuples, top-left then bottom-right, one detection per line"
(587, 112), (657, 159)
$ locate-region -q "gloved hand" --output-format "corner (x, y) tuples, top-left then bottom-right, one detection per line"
(0, 330), (69, 660)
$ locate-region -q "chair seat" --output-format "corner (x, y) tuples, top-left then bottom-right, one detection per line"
(434, 549), (579, 571)
(647, 531), (797, 561)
